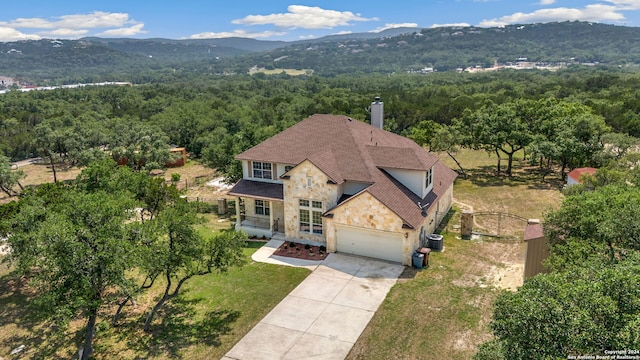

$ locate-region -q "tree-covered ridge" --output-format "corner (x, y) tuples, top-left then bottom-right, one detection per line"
(2, 22), (640, 84)
(253, 21), (640, 75)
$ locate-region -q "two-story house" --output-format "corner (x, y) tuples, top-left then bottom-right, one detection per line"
(228, 101), (456, 265)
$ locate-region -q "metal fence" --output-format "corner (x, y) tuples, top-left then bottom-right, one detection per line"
(472, 212), (528, 239)
(434, 208), (528, 240)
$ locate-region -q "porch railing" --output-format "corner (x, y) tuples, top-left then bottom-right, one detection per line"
(240, 216), (271, 230)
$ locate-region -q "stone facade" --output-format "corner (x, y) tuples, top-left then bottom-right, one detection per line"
(283, 160), (340, 243)
(326, 192), (412, 264)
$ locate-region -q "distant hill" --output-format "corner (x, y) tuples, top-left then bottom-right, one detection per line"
(236, 21), (640, 75)
(1, 22), (640, 84)
(81, 37), (288, 59)
(290, 27), (419, 44)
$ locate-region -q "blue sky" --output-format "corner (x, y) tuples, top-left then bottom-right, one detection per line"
(1, 0), (640, 42)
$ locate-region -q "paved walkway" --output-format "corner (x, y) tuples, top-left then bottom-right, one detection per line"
(224, 240), (404, 360)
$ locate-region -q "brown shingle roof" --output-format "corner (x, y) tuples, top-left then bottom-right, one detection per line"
(567, 167), (597, 183)
(367, 145), (438, 171)
(228, 179), (283, 201)
(235, 114), (457, 228)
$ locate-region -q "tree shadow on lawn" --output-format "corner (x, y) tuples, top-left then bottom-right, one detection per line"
(466, 165), (528, 188)
(125, 294), (240, 359)
(466, 165), (563, 190)
(0, 272), (81, 359)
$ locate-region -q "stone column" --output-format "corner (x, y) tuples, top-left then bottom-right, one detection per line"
(235, 197), (241, 228)
(461, 210), (473, 240)
(269, 200), (274, 233)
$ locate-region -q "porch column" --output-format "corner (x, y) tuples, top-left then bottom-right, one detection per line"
(269, 200), (274, 233)
(235, 197), (241, 227)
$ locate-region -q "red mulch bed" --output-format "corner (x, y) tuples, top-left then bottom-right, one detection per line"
(273, 241), (327, 261)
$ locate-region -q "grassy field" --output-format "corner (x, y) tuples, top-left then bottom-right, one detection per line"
(0, 159), (222, 204)
(248, 67), (313, 76)
(347, 148), (564, 360)
(0, 241), (310, 359)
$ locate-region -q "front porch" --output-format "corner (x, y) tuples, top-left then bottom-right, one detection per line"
(228, 179), (284, 239)
(235, 214), (283, 238)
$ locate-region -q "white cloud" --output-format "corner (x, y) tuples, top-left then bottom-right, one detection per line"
(0, 26), (41, 41)
(98, 24), (146, 37)
(232, 5), (377, 29)
(539, 0), (556, 5)
(189, 29), (287, 39)
(479, 4), (625, 27)
(4, 11), (135, 29)
(369, 23), (419, 33)
(431, 23), (471, 28)
(604, 0), (640, 9)
(332, 30), (353, 35)
(298, 34), (317, 39)
(0, 18), (53, 29)
(0, 11), (143, 40)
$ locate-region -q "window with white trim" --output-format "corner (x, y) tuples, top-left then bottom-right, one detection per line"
(299, 199), (323, 234)
(252, 162), (272, 179)
(425, 168), (433, 189)
(255, 199), (270, 216)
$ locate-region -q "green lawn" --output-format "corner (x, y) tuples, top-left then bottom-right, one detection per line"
(348, 148), (564, 360)
(0, 241), (311, 360)
(348, 229), (514, 360)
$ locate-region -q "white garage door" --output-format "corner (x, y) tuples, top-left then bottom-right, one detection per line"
(336, 226), (404, 263)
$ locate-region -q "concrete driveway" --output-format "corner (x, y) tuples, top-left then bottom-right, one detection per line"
(223, 252), (404, 360)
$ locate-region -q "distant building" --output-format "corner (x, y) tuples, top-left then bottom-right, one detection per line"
(166, 147), (187, 168)
(0, 76), (16, 87)
(566, 167), (597, 186)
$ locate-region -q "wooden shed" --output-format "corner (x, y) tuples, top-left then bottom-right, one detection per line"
(165, 147), (187, 168)
(523, 219), (549, 280)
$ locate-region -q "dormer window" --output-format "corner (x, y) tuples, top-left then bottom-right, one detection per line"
(425, 168), (433, 189)
(252, 162), (272, 179)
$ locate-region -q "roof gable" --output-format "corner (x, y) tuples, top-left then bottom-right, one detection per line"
(282, 157), (341, 184)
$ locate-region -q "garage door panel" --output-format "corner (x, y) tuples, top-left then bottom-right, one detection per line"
(336, 226), (403, 263)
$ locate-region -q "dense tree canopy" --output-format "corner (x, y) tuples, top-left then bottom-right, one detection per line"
(2, 68), (640, 183)
(478, 258), (640, 360)
(0, 159), (246, 359)
(0, 153), (24, 197)
(476, 184), (640, 359)
(4, 183), (137, 359)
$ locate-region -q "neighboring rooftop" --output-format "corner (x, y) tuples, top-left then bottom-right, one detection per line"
(567, 167), (597, 183)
